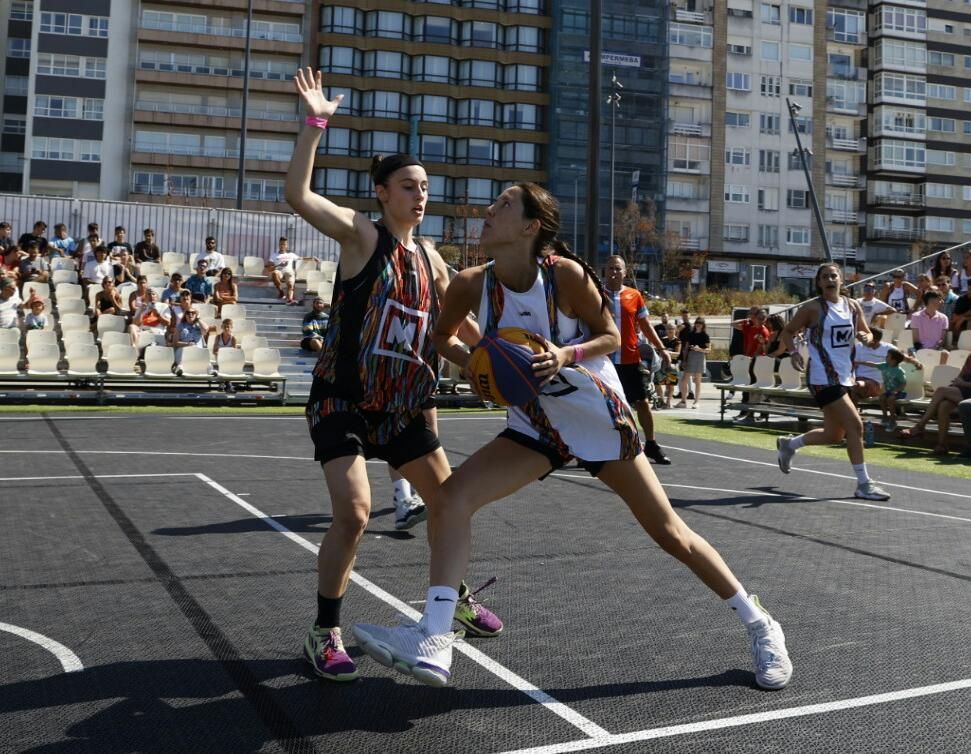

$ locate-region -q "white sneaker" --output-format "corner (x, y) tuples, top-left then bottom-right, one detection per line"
(352, 618), (459, 687)
(776, 436), (795, 474)
(394, 494), (427, 530)
(854, 481), (891, 501)
(746, 596), (793, 690)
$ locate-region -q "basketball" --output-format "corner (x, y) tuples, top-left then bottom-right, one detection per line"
(467, 327), (546, 406)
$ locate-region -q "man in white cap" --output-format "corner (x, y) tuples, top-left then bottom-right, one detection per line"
(857, 280), (895, 326)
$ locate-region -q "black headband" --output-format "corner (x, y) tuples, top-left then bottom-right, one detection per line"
(372, 153), (423, 185)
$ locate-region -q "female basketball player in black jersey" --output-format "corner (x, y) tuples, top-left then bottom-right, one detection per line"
(286, 68), (500, 681)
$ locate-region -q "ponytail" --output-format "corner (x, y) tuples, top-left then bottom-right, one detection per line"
(542, 239), (610, 312)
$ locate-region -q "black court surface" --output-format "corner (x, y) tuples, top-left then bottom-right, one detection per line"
(2, 412), (971, 754)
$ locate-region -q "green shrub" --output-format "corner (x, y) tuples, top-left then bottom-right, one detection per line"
(647, 287), (800, 316)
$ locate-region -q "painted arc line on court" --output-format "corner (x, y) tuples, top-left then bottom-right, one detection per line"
(0, 622), (83, 673)
(492, 676), (971, 754)
(194, 473), (610, 741)
(0, 472), (200, 482)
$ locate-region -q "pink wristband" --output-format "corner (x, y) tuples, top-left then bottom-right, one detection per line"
(304, 116), (329, 130)
(572, 345), (584, 363)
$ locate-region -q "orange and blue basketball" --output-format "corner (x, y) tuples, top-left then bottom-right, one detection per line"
(467, 327), (546, 406)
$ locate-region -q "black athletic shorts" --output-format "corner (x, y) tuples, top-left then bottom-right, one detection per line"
(498, 428), (606, 478)
(809, 383), (849, 409)
(311, 410), (440, 469)
(615, 363), (650, 405)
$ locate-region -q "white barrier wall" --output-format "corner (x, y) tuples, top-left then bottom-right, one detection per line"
(0, 194), (339, 261)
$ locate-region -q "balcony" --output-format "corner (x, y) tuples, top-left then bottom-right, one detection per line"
(827, 173), (863, 188)
(826, 209), (861, 224)
(668, 159), (710, 175)
(828, 137), (863, 151)
(140, 18), (302, 43)
(678, 237), (702, 250)
(668, 122), (711, 137)
(134, 100), (300, 122)
(132, 143), (292, 162)
(831, 246), (858, 261)
(868, 228), (922, 241)
(674, 9), (711, 23)
(871, 193), (925, 209)
(137, 60), (291, 82)
(665, 196), (710, 213)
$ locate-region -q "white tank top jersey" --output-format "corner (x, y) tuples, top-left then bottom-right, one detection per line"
(477, 264), (638, 463)
(807, 296), (857, 387)
(887, 285), (907, 312)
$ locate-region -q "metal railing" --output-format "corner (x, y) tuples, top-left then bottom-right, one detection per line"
(140, 18), (302, 43)
(132, 143), (292, 162)
(134, 101), (300, 122)
(872, 193), (925, 208)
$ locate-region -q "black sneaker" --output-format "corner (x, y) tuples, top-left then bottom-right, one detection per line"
(645, 440), (671, 465)
(687, 392), (695, 400)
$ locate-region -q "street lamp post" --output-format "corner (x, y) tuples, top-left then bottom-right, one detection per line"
(607, 72), (623, 255)
(786, 97), (832, 264)
(235, 0), (253, 209)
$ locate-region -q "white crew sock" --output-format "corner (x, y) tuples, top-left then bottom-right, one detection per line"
(393, 479), (412, 501)
(789, 435), (806, 451)
(424, 586), (459, 635)
(726, 588), (763, 624)
(852, 463), (870, 484)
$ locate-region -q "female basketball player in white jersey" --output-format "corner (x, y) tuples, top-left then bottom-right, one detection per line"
(353, 182), (793, 691)
(776, 264), (891, 501)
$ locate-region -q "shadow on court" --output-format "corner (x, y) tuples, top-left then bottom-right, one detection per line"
(1, 659), (752, 753)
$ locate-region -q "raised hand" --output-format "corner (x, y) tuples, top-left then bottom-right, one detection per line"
(293, 67), (343, 119)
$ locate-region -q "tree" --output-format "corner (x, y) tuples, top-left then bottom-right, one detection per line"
(613, 200), (661, 286)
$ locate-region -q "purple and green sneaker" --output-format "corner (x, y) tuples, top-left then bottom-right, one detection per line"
(454, 578), (504, 637)
(304, 626), (359, 681)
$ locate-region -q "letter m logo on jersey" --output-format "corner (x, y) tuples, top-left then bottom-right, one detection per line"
(830, 324), (853, 348)
(373, 299), (429, 364)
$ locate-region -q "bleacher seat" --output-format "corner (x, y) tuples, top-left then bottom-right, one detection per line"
(162, 252), (186, 275)
(116, 283), (137, 311)
(319, 260), (337, 280)
(775, 358), (804, 391)
(26, 343), (61, 376)
(884, 312), (906, 336)
(25, 330), (58, 351)
(99, 331), (129, 353)
(55, 283), (83, 301)
(170, 264), (191, 279)
(22, 282), (50, 302)
(97, 314), (126, 338)
(304, 270), (324, 289)
(317, 280), (334, 302)
(0, 342), (19, 375)
(50, 258), (76, 272)
(930, 364), (959, 390)
(957, 331), (971, 352)
(751, 356), (776, 388)
(143, 345), (175, 377)
(194, 303), (216, 321)
(145, 274), (168, 288)
(180, 347), (213, 378)
(233, 319), (256, 337)
(252, 347), (281, 379)
(222, 255), (241, 276)
(296, 259), (317, 281)
(59, 313), (91, 333)
(947, 349), (970, 368)
(241, 335), (267, 364)
(217, 348), (247, 379)
(900, 363), (925, 401)
(242, 256), (265, 277)
(0, 328), (20, 345)
(105, 344), (138, 376)
(221, 303), (247, 321)
(894, 329), (914, 352)
(56, 298), (86, 316)
(718, 355), (752, 387)
(136, 329), (166, 349)
(915, 348), (944, 373)
(139, 262), (163, 277)
(65, 343), (100, 377)
(52, 269), (78, 286)
(62, 330), (95, 348)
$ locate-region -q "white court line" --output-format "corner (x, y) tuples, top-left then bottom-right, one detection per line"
(0, 472), (199, 482)
(194, 472), (610, 740)
(0, 622), (83, 673)
(493, 677), (971, 754)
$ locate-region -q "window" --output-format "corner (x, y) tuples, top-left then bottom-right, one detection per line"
(726, 72), (751, 91)
(561, 9), (588, 34)
(79, 140), (101, 162)
(789, 80), (813, 97)
(9, 38), (30, 58)
(759, 150), (780, 173)
(506, 26), (542, 53)
(458, 100), (496, 126)
(724, 224), (750, 241)
(321, 7), (362, 35)
(875, 40), (927, 70)
(413, 16), (453, 43)
(759, 113), (780, 134)
(789, 151), (811, 170)
(505, 64), (540, 91)
(366, 11), (406, 39)
(10, 2), (32, 21)
(874, 7), (926, 36)
(461, 60), (499, 86)
(758, 225), (779, 248)
(827, 9), (866, 44)
(459, 138), (498, 165)
(32, 137), (77, 160)
(789, 45), (812, 62)
(463, 20), (500, 47)
(929, 117), (956, 133)
(319, 127), (354, 156)
(964, 186), (971, 201)
(761, 41), (780, 61)
(414, 95), (451, 122)
(789, 6), (813, 24)
(35, 95), (79, 119)
(501, 142), (538, 169)
(751, 264), (767, 291)
(725, 184), (751, 203)
(873, 139), (926, 170)
(925, 183), (954, 199)
(965, 121), (971, 135)
(37, 53), (80, 77)
(360, 131), (403, 155)
(364, 91), (405, 119)
(85, 58), (107, 79)
(786, 227), (810, 245)
(787, 189), (809, 209)
(504, 103), (539, 129)
(364, 51), (406, 78)
(925, 216), (955, 233)
(760, 76), (781, 97)
(928, 51), (954, 66)
(827, 80), (866, 111)
(413, 56), (453, 83)
(927, 83), (956, 100)
(726, 147), (751, 166)
(725, 111), (750, 127)
(669, 23), (713, 47)
(320, 47), (358, 75)
(670, 140), (710, 171)
(758, 188), (779, 210)
(2, 115), (26, 134)
(790, 116), (812, 134)
(3, 76), (27, 96)
(927, 149), (956, 166)
(88, 16), (108, 37)
(420, 134), (451, 162)
(40, 12), (108, 37)
(874, 72), (926, 102)
(760, 3), (781, 25)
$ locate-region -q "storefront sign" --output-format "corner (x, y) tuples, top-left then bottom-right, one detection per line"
(777, 262), (817, 279)
(707, 260), (739, 273)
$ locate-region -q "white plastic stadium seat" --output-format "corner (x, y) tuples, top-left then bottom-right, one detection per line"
(56, 298), (86, 316)
(62, 330), (95, 348)
(0, 341), (19, 375)
(97, 314), (126, 338)
(170, 264), (192, 280)
(217, 348), (247, 379)
(145, 274), (168, 289)
(317, 280), (334, 302)
(232, 318), (256, 337)
(957, 330), (971, 351)
(946, 349), (970, 368)
(52, 269), (78, 286)
(296, 258), (317, 281)
(222, 255), (241, 276)
(775, 358), (805, 391)
(59, 313), (91, 333)
(22, 282), (50, 301)
(751, 356), (776, 388)
(25, 330), (57, 351)
(929, 364), (959, 390)
(252, 347), (281, 379)
(0, 328), (20, 345)
(221, 303), (247, 321)
(884, 312), (906, 335)
(55, 283), (83, 301)
(893, 329), (914, 352)
(899, 363), (925, 402)
(162, 252), (186, 275)
(65, 343), (100, 377)
(179, 347), (213, 378)
(26, 343), (61, 376)
(304, 270), (324, 289)
(105, 344), (138, 376)
(116, 283), (137, 311)
(240, 335), (267, 364)
(143, 345), (175, 377)
(100, 331), (129, 352)
(319, 260), (337, 281)
(914, 348), (944, 374)
(50, 257), (76, 272)
(194, 303), (216, 321)
(242, 256), (265, 277)
(139, 261), (163, 277)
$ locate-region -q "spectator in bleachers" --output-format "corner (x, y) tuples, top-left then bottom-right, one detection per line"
(77, 224), (101, 264)
(936, 276), (959, 321)
(82, 246), (112, 291)
(301, 297), (330, 352)
(0, 222), (13, 253)
(128, 289), (170, 349)
(899, 352), (971, 455)
(112, 248), (138, 285)
(928, 251), (955, 283)
(265, 236), (299, 304)
(161, 272), (184, 304)
(1, 242), (24, 284)
(185, 260), (214, 302)
(106, 226), (133, 258)
(954, 252), (971, 295)
(958, 399), (971, 458)
(914, 273), (934, 309)
(173, 308), (210, 366)
(854, 349), (908, 432)
(49, 224), (77, 259)
(212, 268), (238, 317)
(94, 276), (124, 319)
(128, 275), (150, 312)
(212, 318), (238, 355)
(0, 278), (22, 329)
(22, 294), (48, 332)
(856, 282), (894, 326)
(193, 237), (225, 277)
(731, 306), (770, 423)
(879, 269), (919, 315)
(910, 290), (948, 350)
(952, 286), (971, 336)
(18, 242), (50, 293)
(17, 221), (48, 256)
(851, 326), (921, 405)
(134, 228), (160, 264)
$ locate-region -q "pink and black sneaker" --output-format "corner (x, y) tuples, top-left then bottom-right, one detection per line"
(304, 626), (358, 681)
(454, 578), (504, 637)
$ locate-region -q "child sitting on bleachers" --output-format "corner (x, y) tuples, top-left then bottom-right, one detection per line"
(22, 295), (48, 331)
(855, 349), (908, 431)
